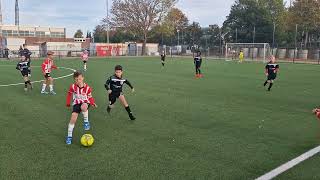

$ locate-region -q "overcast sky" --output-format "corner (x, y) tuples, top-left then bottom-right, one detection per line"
(1, 0), (235, 37)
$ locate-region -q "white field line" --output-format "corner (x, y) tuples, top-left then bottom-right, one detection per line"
(256, 145), (320, 180)
(0, 66), (76, 87)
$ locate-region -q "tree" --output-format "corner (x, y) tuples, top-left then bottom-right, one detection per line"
(184, 22), (203, 47)
(109, 0), (177, 55)
(149, 7), (189, 45)
(93, 25), (107, 43)
(286, 0), (320, 48)
(223, 0), (286, 45)
(86, 31), (92, 39)
(74, 29), (84, 38)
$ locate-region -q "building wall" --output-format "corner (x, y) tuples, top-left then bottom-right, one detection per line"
(0, 25), (66, 38)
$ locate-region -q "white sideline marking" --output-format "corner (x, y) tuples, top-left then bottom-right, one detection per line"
(0, 66), (76, 87)
(256, 145), (320, 180)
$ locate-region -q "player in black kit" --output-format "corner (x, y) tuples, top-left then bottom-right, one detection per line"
(161, 51), (166, 67)
(21, 44), (32, 76)
(264, 56), (279, 91)
(16, 55), (33, 92)
(105, 65), (136, 120)
(194, 51), (203, 78)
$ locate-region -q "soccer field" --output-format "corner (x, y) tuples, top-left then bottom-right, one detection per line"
(0, 57), (319, 179)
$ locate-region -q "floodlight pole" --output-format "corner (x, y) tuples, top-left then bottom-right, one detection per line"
(235, 28), (238, 43)
(177, 29), (180, 46)
(106, 0), (110, 44)
(294, 24), (298, 63)
(253, 26), (256, 43)
(272, 22), (275, 53)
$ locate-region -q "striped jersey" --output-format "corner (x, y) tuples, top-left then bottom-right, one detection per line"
(16, 61), (30, 71)
(81, 52), (89, 61)
(41, 58), (57, 74)
(66, 83), (95, 106)
(105, 75), (133, 93)
(265, 62), (279, 75)
(194, 56), (202, 64)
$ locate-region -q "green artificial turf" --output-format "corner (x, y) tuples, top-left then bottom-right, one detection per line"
(0, 57), (319, 179)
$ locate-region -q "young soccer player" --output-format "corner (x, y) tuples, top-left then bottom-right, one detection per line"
(105, 65), (136, 120)
(81, 49), (89, 71)
(65, 71), (97, 145)
(161, 51), (166, 67)
(194, 51), (203, 78)
(264, 56), (279, 91)
(16, 55), (32, 92)
(239, 50), (244, 63)
(313, 108), (320, 120)
(41, 51), (58, 95)
(22, 44), (32, 76)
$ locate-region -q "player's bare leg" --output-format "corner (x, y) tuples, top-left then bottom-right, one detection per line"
(66, 113), (79, 144)
(119, 95), (136, 120)
(48, 77), (56, 95)
(41, 79), (48, 94)
(81, 103), (90, 130)
(84, 62), (87, 71)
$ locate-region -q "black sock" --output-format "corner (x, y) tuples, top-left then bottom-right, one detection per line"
(198, 69), (201, 74)
(264, 81), (268, 86)
(125, 106), (132, 114)
(162, 63), (164, 66)
(268, 83), (273, 90)
(24, 82), (27, 88)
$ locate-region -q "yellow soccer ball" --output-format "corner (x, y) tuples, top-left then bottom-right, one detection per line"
(81, 134), (94, 147)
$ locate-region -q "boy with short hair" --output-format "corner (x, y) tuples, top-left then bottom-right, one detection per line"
(264, 56), (280, 91)
(16, 55), (32, 91)
(22, 44), (32, 76)
(41, 51), (58, 95)
(65, 71), (97, 145)
(194, 51), (203, 78)
(239, 50), (244, 63)
(161, 51), (166, 67)
(105, 65), (136, 120)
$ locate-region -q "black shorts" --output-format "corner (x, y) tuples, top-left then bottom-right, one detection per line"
(83, 61), (87, 64)
(109, 92), (123, 105)
(268, 74), (277, 80)
(21, 70), (29, 77)
(195, 62), (201, 69)
(44, 73), (51, 78)
(72, 103), (90, 114)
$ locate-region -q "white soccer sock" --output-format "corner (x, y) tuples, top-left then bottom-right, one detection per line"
(82, 111), (89, 123)
(49, 85), (54, 91)
(84, 64), (87, 70)
(41, 84), (47, 92)
(68, 123), (75, 137)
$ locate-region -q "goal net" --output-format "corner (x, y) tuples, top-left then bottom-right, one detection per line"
(225, 43), (271, 62)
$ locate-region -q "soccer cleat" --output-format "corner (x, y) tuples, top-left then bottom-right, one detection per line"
(41, 91), (49, 94)
(24, 88), (28, 92)
(50, 91), (57, 95)
(199, 74), (203, 78)
(84, 122), (90, 131)
(129, 114), (136, 121)
(107, 106), (111, 114)
(66, 136), (72, 145)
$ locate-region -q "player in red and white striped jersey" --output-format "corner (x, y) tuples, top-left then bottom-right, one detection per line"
(81, 50), (89, 71)
(41, 51), (58, 95)
(313, 108), (320, 120)
(65, 71), (97, 145)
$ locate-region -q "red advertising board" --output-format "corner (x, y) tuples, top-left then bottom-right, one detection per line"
(96, 45), (121, 56)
